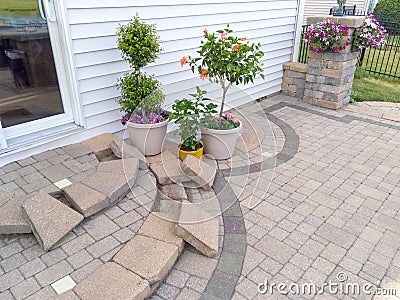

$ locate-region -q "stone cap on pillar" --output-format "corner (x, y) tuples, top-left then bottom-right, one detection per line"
(307, 16), (366, 28)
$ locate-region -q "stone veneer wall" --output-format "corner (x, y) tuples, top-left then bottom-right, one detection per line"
(282, 16), (365, 110)
(282, 62), (308, 100)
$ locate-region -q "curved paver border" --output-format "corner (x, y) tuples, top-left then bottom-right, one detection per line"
(201, 112), (300, 299)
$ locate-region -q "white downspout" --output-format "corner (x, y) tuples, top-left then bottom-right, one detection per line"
(292, 0), (306, 62)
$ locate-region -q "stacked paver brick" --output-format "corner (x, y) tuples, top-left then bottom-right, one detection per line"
(282, 16), (366, 110)
(304, 16), (365, 109)
(282, 62), (307, 100)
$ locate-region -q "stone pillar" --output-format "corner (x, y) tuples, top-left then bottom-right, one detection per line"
(303, 16), (365, 110)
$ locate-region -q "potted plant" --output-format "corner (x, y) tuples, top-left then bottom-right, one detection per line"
(116, 14), (168, 156)
(181, 25), (265, 159)
(169, 87), (217, 161)
(304, 20), (350, 53)
(353, 14), (387, 51)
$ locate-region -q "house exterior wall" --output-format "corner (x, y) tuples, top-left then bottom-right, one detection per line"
(0, 0), (299, 165)
(303, 0), (368, 23)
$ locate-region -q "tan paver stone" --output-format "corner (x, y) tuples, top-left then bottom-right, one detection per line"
(159, 184), (187, 201)
(138, 212), (184, 251)
(181, 154), (216, 190)
(73, 262), (150, 300)
(80, 133), (120, 159)
(82, 164), (137, 203)
(0, 195), (31, 234)
(22, 193), (84, 251)
(114, 235), (178, 284)
(149, 151), (191, 185)
(174, 201), (219, 258)
(63, 183), (109, 217)
(109, 139), (148, 170)
(96, 158), (139, 177)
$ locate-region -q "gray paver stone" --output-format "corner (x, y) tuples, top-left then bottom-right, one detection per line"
(109, 139), (148, 169)
(73, 262), (150, 300)
(113, 235), (179, 284)
(22, 193), (84, 251)
(181, 155), (216, 190)
(174, 200), (219, 258)
(63, 183), (109, 217)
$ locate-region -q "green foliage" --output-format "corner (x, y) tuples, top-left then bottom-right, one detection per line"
(116, 14), (163, 117)
(185, 25), (265, 121)
(169, 87), (217, 150)
(374, 0), (400, 22)
(116, 72), (160, 116)
(116, 14), (162, 70)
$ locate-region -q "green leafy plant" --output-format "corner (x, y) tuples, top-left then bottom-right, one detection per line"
(169, 87), (217, 151)
(116, 14), (164, 121)
(181, 25), (265, 127)
(374, 0), (400, 22)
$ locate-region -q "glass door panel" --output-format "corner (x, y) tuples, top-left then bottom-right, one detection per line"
(0, 0), (63, 128)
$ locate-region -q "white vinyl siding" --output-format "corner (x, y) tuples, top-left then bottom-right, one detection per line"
(66, 0), (298, 134)
(303, 0), (368, 23)
(0, 0), (299, 165)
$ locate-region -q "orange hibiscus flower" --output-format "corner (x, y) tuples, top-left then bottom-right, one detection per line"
(200, 68), (208, 80)
(180, 56), (187, 67)
(203, 28), (208, 35)
(232, 44), (239, 51)
(240, 37), (247, 41)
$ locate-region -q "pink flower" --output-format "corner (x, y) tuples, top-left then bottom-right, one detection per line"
(226, 113), (232, 120)
(221, 32), (227, 39)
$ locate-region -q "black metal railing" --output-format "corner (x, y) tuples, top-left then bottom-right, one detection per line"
(298, 25), (309, 64)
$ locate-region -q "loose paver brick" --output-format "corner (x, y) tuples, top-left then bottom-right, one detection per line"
(109, 139), (148, 170)
(80, 133), (120, 160)
(73, 262), (150, 300)
(63, 183), (109, 217)
(159, 183), (188, 201)
(114, 235), (179, 284)
(22, 193), (84, 251)
(149, 151), (191, 185)
(82, 167), (137, 203)
(139, 212), (184, 251)
(181, 155), (217, 190)
(174, 201), (219, 258)
(0, 194), (31, 234)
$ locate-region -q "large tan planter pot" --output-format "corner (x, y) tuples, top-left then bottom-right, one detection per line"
(126, 120), (169, 156)
(201, 121), (243, 160)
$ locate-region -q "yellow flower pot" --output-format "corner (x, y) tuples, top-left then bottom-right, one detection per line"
(178, 141), (203, 161)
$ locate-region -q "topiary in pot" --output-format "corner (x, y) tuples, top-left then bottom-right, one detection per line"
(116, 14), (168, 156)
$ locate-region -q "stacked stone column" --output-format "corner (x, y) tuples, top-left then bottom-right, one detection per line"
(303, 16), (365, 110)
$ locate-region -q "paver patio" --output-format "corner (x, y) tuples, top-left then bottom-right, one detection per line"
(1, 94), (400, 299)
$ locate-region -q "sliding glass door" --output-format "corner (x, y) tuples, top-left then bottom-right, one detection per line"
(0, 0), (71, 149)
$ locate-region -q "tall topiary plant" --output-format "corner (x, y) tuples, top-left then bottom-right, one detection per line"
(374, 0), (400, 22)
(116, 14), (164, 120)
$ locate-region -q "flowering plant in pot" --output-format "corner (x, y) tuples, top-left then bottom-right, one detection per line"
(116, 14), (168, 156)
(169, 87), (217, 161)
(304, 20), (350, 53)
(353, 14), (387, 50)
(181, 25), (265, 159)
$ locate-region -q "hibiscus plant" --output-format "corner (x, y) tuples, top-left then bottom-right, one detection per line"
(181, 25), (265, 129)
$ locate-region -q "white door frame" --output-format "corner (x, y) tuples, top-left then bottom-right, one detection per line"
(1, 0), (84, 147)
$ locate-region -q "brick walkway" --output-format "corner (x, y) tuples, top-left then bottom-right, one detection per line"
(1, 94), (400, 299)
